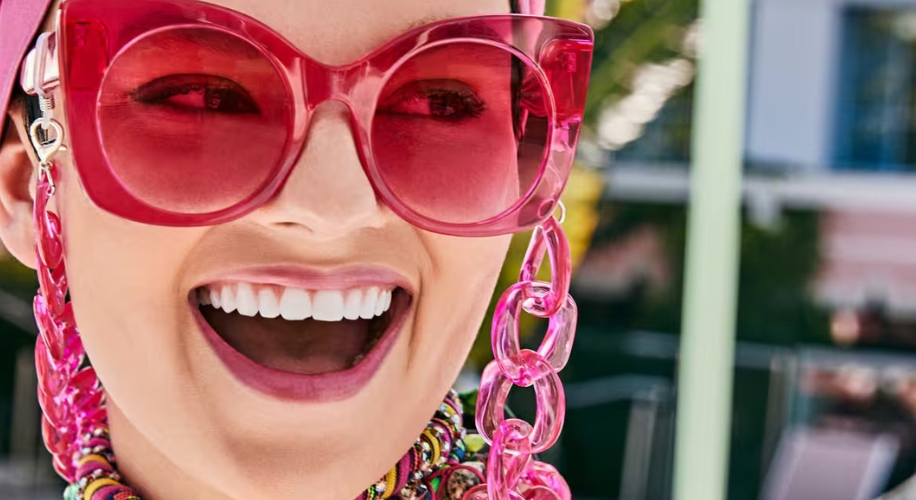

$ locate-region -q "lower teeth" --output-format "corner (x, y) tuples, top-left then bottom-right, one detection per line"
(350, 354), (365, 367)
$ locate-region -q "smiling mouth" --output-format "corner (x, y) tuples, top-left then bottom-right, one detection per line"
(195, 283), (411, 375)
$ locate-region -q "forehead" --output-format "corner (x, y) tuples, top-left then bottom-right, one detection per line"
(48, 0), (511, 65)
(190, 0), (509, 65)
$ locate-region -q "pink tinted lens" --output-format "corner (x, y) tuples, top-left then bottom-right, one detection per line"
(372, 42), (550, 224)
(97, 27), (291, 214)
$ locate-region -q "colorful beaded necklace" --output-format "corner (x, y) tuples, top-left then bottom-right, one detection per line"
(63, 389), (490, 500)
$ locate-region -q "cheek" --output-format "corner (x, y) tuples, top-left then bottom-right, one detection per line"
(372, 118), (520, 224)
(98, 110), (287, 214)
(54, 155), (205, 431)
(410, 233), (511, 392)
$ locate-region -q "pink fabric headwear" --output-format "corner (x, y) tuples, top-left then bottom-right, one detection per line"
(0, 0), (545, 134)
(0, 0), (53, 133)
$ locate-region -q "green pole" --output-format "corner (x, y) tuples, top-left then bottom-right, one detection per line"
(672, 0), (751, 499)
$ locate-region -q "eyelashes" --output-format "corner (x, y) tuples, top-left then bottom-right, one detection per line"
(130, 75), (489, 122)
(377, 79), (487, 122)
(131, 74), (261, 115)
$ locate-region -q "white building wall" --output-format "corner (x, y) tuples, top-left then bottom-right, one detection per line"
(746, 0), (841, 171)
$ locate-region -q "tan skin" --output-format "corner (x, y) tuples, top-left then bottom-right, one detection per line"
(0, 1), (514, 499)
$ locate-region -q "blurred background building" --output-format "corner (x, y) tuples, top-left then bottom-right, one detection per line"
(8, 0), (916, 499)
(539, 0), (916, 499)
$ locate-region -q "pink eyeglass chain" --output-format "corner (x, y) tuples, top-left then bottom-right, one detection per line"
(466, 216), (577, 500)
(32, 131), (108, 483)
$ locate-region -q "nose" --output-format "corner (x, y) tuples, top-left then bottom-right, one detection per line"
(253, 103), (385, 237)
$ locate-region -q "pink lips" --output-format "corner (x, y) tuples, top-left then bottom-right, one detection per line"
(191, 265), (413, 402)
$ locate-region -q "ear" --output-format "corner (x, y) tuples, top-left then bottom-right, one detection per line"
(0, 102), (39, 269)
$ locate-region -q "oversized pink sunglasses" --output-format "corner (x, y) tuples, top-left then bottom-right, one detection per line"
(22, 0), (593, 235)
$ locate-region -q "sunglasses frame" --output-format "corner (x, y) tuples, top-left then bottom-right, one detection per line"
(33, 0), (593, 236)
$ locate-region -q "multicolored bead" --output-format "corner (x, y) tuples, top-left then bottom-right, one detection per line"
(64, 391), (491, 500)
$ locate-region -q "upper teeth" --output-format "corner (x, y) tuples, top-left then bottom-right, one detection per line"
(198, 283), (394, 322)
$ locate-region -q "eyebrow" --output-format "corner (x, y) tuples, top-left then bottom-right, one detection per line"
(402, 14), (505, 40)
(152, 14), (506, 62)
(404, 15), (455, 31)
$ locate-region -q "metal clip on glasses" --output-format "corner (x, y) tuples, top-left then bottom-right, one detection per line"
(21, 31), (63, 193)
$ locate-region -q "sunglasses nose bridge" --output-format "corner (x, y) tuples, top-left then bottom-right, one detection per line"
(304, 62), (363, 109)
(301, 63), (375, 152)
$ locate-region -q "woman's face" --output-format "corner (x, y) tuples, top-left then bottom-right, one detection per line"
(0, 0), (513, 498)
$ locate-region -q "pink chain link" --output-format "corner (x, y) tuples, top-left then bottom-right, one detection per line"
(518, 217), (571, 318)
(33, 165), (106, 482)
(477, 357), (564, 454)
(491, 282), (576, 385)
(475, 217), (577, 500)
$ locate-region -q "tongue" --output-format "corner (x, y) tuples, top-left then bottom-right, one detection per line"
(202, 308), (371, 374)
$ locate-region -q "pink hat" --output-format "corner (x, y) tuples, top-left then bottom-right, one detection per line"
(0, 0), (544, 135)
(0, 0), (52, 132)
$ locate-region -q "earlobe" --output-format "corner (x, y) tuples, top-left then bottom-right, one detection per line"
(0, 113), (39, 269)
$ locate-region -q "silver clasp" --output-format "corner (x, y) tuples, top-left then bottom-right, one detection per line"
(22, 30), (63, 195)
(28, 120), (63, 195)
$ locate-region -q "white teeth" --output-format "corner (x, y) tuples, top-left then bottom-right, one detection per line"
(360, 287), (379, 319)
(201, 283), (398, 321)
(258, 288), (280, 319)
(279, 288), (311, 320)
(375, 289), (391, 316)
(313, 290), (345, 321)
(343, 289), (362, 320)
(235, 283), (258, 317)
(374, 290), (386, 316)
(221, 284), (237, 313)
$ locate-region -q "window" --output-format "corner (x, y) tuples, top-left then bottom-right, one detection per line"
(836, 8), (916, 171)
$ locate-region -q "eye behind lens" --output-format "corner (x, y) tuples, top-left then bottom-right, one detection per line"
(131, 74), (261, 115)
(377, 79), (486, 123)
